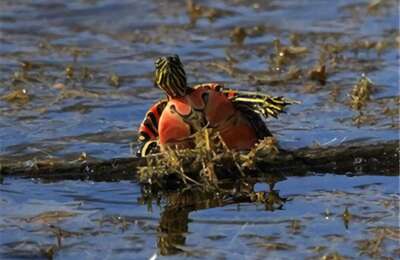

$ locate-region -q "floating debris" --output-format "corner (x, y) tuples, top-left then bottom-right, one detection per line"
(2, 89), (30, 104)
(308, 64), (327, 85)
(20, 61), (39, 71)
(303, 83), (322, 94)
(288, 219), (303, 235)
(186, 0), (203, 24)
(49, 225), (82, 247)
(289, 33), (300, 46)
(368, 0), (384, 12)
(40, 245), (58, 260)
(65, 65), (74, 80)
(69, 47), (90, 62)
(284, 46), (309, 56)
(320, 251), (348, 260)
(108, 73), (121, 87)
(81, 67), (94, 80)
(186, 0), (228, 24)
(329, 85), (341, 102)
(209, 61), (237, 76)
(273, 39), (308, 57)
(342, 207), (352, 229)
(247, 25), (266, 37)
(349, 74), (378, 127)
(26, 211), (79, 224)
(230, 26), (247, 45)
(264, 189), (287, 211)
(11, 71), (27, 84)
(367, 0), (393, 15)
(322, 42), (346, 56)
(374, 40), (388, 55)
(269, 39), (308, 70)
(52, 82), (65, 90)
(249, 66), (303, 86)
(350, 74), (374, 111)
(285, 66), (302, 80)
(256, 242), (296, 251)
(382, 105), (398, 128)
(396, 35), (400, 48)
(356, 229), (386, 257)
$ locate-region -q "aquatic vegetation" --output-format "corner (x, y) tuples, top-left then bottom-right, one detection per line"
(308, 64), (327, 85)
(382, 105), (399, 128)
(269, 39), (308, 71)
(320, 251), (348, 260)
(138, 128), (280, 189)
(65, 65), (74, 80)
(356, 226), (397, 258)
(25, 211), (79, 224)
(240, 137), (279, 169)
(287, 219), (303, 235)
(350, 74), (376, 126)
(1, 89), (30, 104)
(350, 74), (374, 110)
(186, 0), (231, 25)
(230, 26), (247, 45)
(367, 0), (396, 15)
(80, 67), (94, 81)
(108, 73), (121, 87)
(342, 207), (352, 229)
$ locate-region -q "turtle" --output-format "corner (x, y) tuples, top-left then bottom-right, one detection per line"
(137, 54), (297, 157)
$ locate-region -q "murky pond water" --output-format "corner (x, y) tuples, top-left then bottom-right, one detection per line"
(0, 0), (399, 259)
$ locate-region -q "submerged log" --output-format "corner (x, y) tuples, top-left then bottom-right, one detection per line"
(0, 140), (398, 181)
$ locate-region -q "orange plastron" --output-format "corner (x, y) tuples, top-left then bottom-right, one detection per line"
(158, 83), (260, 151)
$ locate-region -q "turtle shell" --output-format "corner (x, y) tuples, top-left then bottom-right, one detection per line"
(158, 83), (266, 150)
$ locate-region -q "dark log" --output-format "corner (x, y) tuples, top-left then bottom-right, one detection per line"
(0, 140), (398, 181)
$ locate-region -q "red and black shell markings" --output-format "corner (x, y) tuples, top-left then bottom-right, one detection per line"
(168, 98), (207, 135)
(138, 99), (167, 142)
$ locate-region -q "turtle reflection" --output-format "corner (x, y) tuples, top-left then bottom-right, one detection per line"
(139, 175), (287, 255)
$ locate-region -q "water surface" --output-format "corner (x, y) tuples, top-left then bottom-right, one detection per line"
(0, 0), (399, 259)
(1, 175), (399, 259)
(0, 0), (398, 161)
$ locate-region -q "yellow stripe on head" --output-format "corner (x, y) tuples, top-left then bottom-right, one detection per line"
(154, 55), (187, 97)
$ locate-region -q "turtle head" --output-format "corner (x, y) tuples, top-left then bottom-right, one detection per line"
(154, 54), (188, 98)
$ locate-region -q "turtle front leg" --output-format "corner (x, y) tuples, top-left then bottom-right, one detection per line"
(137, 140), (160, 157)
(223, 90), (299, 119)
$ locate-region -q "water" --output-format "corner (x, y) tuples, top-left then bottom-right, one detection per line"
(0, 0), (399, 259)
(0, 0), (398, 161)
(0, 175), (398, 259)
